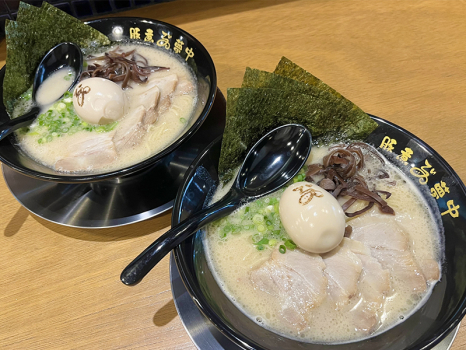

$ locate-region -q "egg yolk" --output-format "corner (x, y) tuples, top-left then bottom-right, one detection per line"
(279, 182), (346, 254)
(72, 77), (126, 125)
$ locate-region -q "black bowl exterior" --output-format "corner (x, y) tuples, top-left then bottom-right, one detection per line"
(172, 117), (466, 350)
(0, 17), (216, 183)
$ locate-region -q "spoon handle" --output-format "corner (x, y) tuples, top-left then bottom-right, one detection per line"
(0, 106), (41, 141)
(120, 191), (241, 285)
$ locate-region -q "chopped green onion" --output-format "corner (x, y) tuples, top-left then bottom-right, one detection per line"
(252, 234), (262, 244)
(279, 245), (286, 254)
(253, 214), (264, 224)
(284, 239), (297, 250)
(255, 237), (269, 245)
(264, 205), (274, 214)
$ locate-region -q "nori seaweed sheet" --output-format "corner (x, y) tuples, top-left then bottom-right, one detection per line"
(218, 87), (377, 182)
(3, 2), (111, 114)
(218, 62), (378, 182)
(241, 66), (377, 141)
(242, 67), (313, 94)
(242, 67), (370, 114)
(274, 56), (343, 99)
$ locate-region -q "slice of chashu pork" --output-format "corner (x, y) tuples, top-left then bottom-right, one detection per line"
(55, 131), (117, 172)
(55, 74), (185, 171)
(250, 248), (327, 331)
(321, 243), (363, 308)
(113, 73), (179, 151)
(349, 213), (440, 293)
(339, 238), (391, 333)
(250, 238), (391, 334)
(113, 73), (194, 151)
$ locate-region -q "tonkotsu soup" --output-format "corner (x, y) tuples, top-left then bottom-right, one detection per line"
(204, 142), (443, 344)
(14, 43), (198, 173)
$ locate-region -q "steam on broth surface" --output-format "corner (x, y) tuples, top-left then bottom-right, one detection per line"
(14, 43), (197, 173)
(204, 143), (442, 344)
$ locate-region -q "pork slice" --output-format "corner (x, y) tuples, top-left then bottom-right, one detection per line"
(350, 215), (428, 293)
(175, 79), (194, 95)
(339, 237), (371, 255)
(350, 306), (380, 333)
(419, 258), (441, 282)
(369, 248), (427, 293)
(139, 85), (160, 110)
(350, 221), (408, 251)
(340, 238), (390, 306)
(143, 74), (179, 125)
(113, 105), (146, 152)
(357, 254), (391, 306)
(250, 248), (327, 330)
(322, 245), (362, 307)
(338, 237), (391, 333)
(350, 253), (391, 333)
(55, 132), (117, 172)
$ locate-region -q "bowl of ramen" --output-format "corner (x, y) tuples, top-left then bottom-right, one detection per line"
(171, 114), (466, 349)
(0, 14), (216, 183)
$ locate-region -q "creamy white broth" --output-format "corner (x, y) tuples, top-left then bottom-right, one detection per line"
(204, 143), (442, 344)
(15, 43), (197, 173)
(35, 67), (75, 106)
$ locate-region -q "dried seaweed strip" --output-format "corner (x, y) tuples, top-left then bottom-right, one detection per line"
(16, 2), (41, 23)
(242, 67), (377, 139)
(40, 2), (110, 50)
(273, 57), (377, 136)
(243, 67), (352, 102)
(241, 67), (313, 95)
(3, 20), (36, 113)
(219, 59), (378, 182)
(274, 56), (342, 99)
(219, 87), (375, 182)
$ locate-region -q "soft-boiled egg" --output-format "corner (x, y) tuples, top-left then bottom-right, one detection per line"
(72, 77), (127, 125)
(279, 182), (346, 254)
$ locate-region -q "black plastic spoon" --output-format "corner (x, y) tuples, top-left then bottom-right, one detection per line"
(0, 42), (83, 141)
(121, 123), (312, 285)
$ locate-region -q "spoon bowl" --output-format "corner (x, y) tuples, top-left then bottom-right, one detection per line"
(238, 125), (311, 196)
(32, 42), (83, 103)
(0, 42), (82, 141)
(120, 124), (312, 285)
